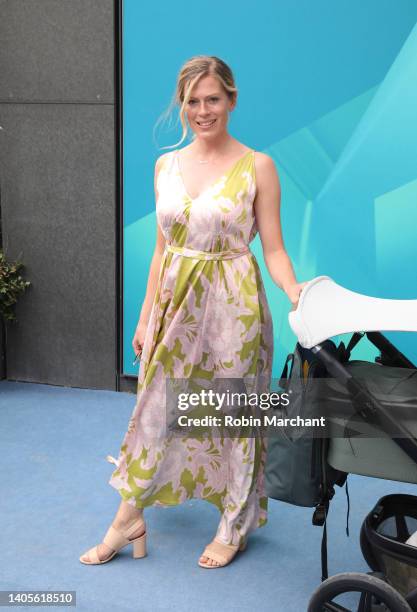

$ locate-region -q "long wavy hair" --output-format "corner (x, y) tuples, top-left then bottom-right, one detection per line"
(153, 55), (238, 150)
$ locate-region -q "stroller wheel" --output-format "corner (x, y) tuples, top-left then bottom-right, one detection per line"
(307, 572), (412, 611)
(360, 521), (381, 572)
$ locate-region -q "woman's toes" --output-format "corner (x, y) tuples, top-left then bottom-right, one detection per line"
(200, 555), (220, 566)
(208, 558), (219, 566)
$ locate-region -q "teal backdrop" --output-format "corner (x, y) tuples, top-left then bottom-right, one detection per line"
(122, 0), (417, 376)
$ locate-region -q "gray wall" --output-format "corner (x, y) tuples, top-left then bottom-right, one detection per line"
(0, 0), (119, 390)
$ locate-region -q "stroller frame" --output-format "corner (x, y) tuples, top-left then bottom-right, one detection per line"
(287, 276), (417, 611)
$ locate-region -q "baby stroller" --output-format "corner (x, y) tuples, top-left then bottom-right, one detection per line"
(267, 275), (417, 611)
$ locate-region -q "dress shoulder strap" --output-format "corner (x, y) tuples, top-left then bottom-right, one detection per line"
(156, 150), (176, 194)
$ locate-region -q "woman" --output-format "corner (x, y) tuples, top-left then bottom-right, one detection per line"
(80, 55), (307, 568)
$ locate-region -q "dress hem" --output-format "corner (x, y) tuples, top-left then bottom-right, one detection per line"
(108, 478), (268, 531)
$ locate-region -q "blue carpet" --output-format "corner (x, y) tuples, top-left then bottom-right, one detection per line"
(0, 380), (415, 611)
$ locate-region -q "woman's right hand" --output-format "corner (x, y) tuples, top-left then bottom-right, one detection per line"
(132, 322), (147, 358)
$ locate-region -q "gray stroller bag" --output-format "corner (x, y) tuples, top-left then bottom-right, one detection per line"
(265, 339), (347, 510)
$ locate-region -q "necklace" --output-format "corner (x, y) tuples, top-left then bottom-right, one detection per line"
(197, 155), (216, 164)
(194, 144), (234, 164)
(197, 154), (221, 164)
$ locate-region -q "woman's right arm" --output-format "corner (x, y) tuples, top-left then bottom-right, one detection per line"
(135, 154), (169, 332)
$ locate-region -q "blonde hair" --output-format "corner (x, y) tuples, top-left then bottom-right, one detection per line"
(153, 55), (238, 150)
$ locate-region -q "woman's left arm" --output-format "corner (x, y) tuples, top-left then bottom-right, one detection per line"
(253, 152), (308, 307)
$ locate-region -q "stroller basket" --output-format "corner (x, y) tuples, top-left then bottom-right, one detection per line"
(363, 494), (417, 600)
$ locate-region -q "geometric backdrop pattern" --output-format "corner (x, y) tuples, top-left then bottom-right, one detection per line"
(122, 1), (417, 374)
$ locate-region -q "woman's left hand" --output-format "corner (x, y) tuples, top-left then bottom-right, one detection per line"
(285, 281), (309, 309)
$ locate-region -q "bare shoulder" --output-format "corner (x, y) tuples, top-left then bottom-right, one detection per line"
(254, 151), (277, 172)
(253, 151), (279, 189)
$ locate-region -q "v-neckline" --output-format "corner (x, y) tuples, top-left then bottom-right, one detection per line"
(175, 148), (254, 201)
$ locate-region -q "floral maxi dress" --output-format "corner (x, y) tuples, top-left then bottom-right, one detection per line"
(108, 148), (274, 546)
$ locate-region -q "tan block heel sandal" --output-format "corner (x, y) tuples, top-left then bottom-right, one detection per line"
(79, 516), (146, 565)
(198, 537), (247, 569)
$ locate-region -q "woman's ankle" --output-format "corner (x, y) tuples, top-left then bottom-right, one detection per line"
(114, 502), (143, 526)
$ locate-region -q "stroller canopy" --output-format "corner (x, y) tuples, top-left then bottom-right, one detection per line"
(289, 276), (417, 349)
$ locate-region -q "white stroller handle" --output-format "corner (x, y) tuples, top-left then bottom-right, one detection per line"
(289, 275), (417, 349)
